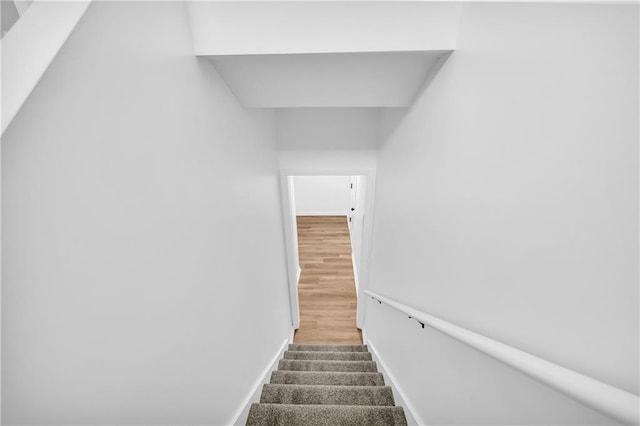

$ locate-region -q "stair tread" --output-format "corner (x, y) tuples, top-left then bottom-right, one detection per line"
(289, 344), (368, 352)
(247, 343), (407, 425)
(261, 384), (395, 406)
(247, 403), (407, 426)
(284, 350), (372, 360)
(270, 371), (385, 386)
(278, 359), (377, 372)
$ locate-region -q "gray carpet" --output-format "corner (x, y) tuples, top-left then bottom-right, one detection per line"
(247, 344), (408, 425)
(283, 351), (372, 361)
(270, 371), (386, 386)
(278, 359), (378, 372)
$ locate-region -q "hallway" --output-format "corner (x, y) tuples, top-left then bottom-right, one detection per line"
(294, 216), (362, 344)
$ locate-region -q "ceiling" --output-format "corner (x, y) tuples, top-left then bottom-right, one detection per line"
(188, 2), (460, 108)
(206, 51), (451, 108)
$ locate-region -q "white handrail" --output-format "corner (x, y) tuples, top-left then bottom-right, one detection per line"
(364, 290), (640, 425)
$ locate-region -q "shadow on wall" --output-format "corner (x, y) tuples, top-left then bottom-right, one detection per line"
(377, 51), (453, 148)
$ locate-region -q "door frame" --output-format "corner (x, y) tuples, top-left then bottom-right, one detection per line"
(279, 168), (376, 330)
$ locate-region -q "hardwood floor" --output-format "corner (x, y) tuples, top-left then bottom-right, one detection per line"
(294, 216), (362, 345)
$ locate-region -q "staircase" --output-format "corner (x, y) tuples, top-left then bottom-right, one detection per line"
(247, 344), (408, 425)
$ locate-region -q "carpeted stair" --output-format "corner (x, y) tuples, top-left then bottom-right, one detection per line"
(246, 344), (407, 425)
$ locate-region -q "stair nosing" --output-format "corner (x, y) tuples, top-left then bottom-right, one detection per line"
(263, 383), (393, 390)
(250, 403), (405, 411)
(272, 371), (382, 375)
(280, 359), (375, 364)
(284, 350), (371, 355)
(278, 360), (378, 373)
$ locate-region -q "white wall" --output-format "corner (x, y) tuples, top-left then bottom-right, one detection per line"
(287, 176), (300, 274)
(1, 0), (91, 134)
(294, 176), (351, 216)
(349, 175), (367, 287)
(187, 2), (460, 55)
(277, 108), (378, 150)
(367, 3), (638, 425)
(278, 149), (377, 171)
(207, 52), (451, 108)
(1, 2), (292, 424)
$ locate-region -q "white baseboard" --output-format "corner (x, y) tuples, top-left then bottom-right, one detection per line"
(296, 265), (302, 285)
(231, 336), (290, 425)
(366, 340), (423, 426)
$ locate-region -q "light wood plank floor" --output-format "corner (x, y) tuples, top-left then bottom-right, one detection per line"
(294, 216), (362, 344)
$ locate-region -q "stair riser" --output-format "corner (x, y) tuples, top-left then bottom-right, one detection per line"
(270, 371), (385, 386)
(247, 404), (408, 426)
(289, 344), (368, 352)
(261, 384), (395, 406)
(284, 351), (372, 361)
(278, 360), (377, 372)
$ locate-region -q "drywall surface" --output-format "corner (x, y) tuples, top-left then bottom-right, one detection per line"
(294, 176), (351, 215)
(278, 149), (377, 172)
(367, 2), (638, 424)
(1, 1), (20, 36)
(349, 175), (367, 282)
(208, 51), (450, 108)
(2, 2), (291, 424)
(1, 0), (91, 134)
(187, 2), (460, 55)
(277, 108), (378, 150)
(287, 176), (300, 276)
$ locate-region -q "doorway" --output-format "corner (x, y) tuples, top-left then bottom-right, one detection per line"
(281, 173), (371, 344)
